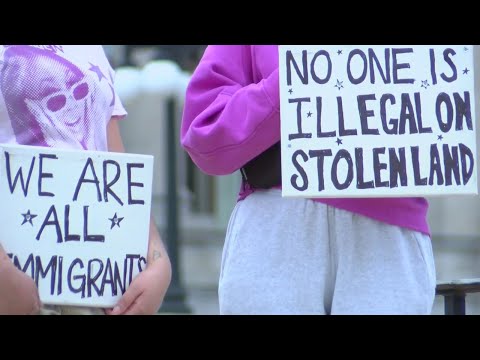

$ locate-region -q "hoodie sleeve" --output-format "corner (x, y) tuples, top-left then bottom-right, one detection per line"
(180, 45), (280, 176)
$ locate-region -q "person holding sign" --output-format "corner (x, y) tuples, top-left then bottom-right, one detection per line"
(0, 45), (171, 315)
(181, 45), (437, 315)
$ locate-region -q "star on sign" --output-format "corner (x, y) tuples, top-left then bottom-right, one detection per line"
(88, 62), (106, 82)
(21, 210), (37, 226)
(463, 68), (470, 75)
(337, 50), (343, 55)
(464, 46), (469, 52)
(288, 89), (293, 94)
(109, 213), (124, 230)
(307, 111), (313, 117)
(438, 135), (443, 141)
(334, 80), (344, 90)
(336, 138), (343, 146)
(421, 80), (430, 89)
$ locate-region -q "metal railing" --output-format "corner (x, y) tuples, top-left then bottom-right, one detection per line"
(436, 279), (480, 315)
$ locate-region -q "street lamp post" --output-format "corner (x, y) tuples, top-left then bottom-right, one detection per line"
(159, 96), (191, 314)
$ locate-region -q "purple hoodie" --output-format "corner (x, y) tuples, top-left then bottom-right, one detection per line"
(181, 45), (430, 236)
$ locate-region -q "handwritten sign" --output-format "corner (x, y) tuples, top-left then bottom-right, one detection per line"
(0, 144), (153, 308)
(279, 45), (478, 198)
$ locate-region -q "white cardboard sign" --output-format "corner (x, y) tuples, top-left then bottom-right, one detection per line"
(279, 45), (477, 198)
(0, 144), (153, 308)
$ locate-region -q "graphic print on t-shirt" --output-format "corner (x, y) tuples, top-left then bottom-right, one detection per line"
(0, 45), (114, 150)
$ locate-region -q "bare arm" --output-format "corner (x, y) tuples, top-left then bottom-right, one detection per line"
(0, 244), (41, 315)
(106, 118), (172, 315)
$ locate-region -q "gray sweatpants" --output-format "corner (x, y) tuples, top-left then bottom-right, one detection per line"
(219, 189), (436, 315)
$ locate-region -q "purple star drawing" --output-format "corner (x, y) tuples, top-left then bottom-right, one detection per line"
(307, 111), (313, 118)
(421, 80), (430, 89)
(334, 80), (344, 90)
(109, 213), (124, 230)
(288, 89), (293, 94)
(336, 138), (343, 146)
(438, 135), (443, 141)
(463, 68), (470, 75)
(88, 62), (106, 82)
(21, 210), (37, 226)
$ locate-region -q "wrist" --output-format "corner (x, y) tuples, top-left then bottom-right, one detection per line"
(147, 253), (170, 270)
(147, 255), (172, 280)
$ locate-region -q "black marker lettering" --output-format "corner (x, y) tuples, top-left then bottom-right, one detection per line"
(436, 93), (453, 133)
(399, 93), (419, 135)
(311, 50), (332, 84)
(392, 48), (415, 84)
(389, 147), (408, 188)
(83, 206), (105, 242)
(358, 94), (379, 135)
(103, 160), (123, 205)
(440, 48), (457, 83)
(5, 152), (35, 196)
(443, 144), (460, 186)
(331, 149), (354, 190)
(459, 143), (474, 185)
(429, 144), (444, 186)
(373, 147), (389, 188)
(68, 259), (85, 298)
(36, 205), (63, 243)
(454, 92), (473, 131)
(100, 259), (115, 296)
(38, 153), (57, 197)
(411, 146), (427, 185)
(317, 96), (336, 138)
(87, 259), (104, 297)
(338, 97), (357, 136)
(127, 163), (145, 205)
(415, 92), (432, 133)
(429, 48), (438, 85)
(355, 148), (374, 189)
(73, 158), (102, 202)
(291, 150), (309, 191)
(368, 48), (391, 84)
(309, 149), (332, 191)
(34, 255), (57, 296)
(380, 94), (398, 134)
(64, 205), (80, 242)
(289, 97), (313, 140)
(347, 49), (367, 85)
(286, 50), (309, 86)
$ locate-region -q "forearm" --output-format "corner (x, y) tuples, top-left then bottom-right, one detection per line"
(181, 45), (280, 176)
(0, 242), (41, 315)
(147, 216), (171, 269)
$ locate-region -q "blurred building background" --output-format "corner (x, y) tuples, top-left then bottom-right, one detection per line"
(104, 45), (480, 315)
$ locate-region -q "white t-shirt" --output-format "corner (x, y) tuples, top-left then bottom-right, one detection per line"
(0, 45), (127, 151)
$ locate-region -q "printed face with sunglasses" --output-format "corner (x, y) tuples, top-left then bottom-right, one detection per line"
(0, 45), (112, 150)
